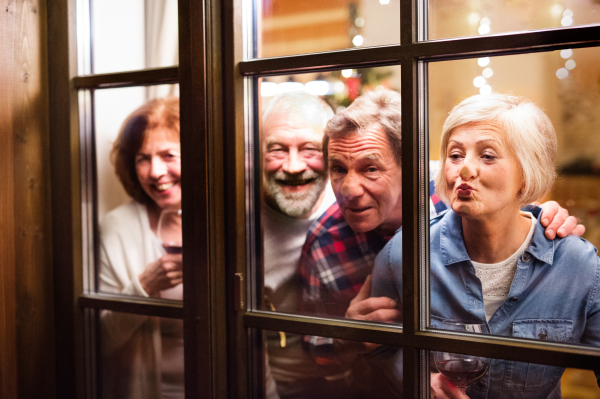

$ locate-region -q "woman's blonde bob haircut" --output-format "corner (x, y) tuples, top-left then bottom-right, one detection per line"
(435, 93), (557, 206)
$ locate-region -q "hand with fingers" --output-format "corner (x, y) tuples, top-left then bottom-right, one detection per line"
(431, 373), (470, 399)
(138, 253), (183, 297)
(336, 275), (402, 354)
(537, 200), (585, 239)
(345, 275), (401, 323)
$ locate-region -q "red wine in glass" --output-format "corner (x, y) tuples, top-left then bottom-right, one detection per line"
(158, 209), (182, 255)
(163, 243), (182, 254)
(436, 358), (489, 388)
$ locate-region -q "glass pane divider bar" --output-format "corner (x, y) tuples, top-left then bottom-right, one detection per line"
(73, 66), (179, 89)
(78, 293), (183, 319)
(243, 312), (600, 369)
(238, 24), (600, 76)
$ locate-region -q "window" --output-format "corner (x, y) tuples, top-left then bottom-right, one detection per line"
(50, 0), (600, 397)
(236, 0), (600, 397)
(50, 0), (224, 397)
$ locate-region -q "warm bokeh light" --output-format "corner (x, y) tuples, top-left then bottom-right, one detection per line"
(478, 57), (490, 67)
(261, 81), (278, 97)
(478, 24), (491, 34)
(565, 59), (576, 70)
(560, 49), (573, 59)
(305, 80), (330, 96)
(341, 69), (354, 78)
(278, 81), (304, 93)
(473, 76), (486, 88)
(482, 67), (494, 78)
(556, 68), (569, 79)
(561, 16), (573, 26)
(352, 35), (364, 47)
(480, 84), (492, 95)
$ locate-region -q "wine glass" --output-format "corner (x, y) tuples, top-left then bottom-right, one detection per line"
(157, 209), (182, 254)
(433, 323), (490, 394)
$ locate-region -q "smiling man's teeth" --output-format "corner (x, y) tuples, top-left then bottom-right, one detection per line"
(156, 182), (174, 191)
(278, 179), (313, 186)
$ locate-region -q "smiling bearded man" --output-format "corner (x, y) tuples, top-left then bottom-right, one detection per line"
(260, 92), (337, 399)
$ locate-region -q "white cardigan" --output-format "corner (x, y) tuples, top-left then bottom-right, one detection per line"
(99, 200), (165, 399)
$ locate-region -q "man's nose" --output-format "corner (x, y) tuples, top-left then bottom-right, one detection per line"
(283, 150), (307, 174)
(149, 157), (167, 179)
(340, 173), (364, 200)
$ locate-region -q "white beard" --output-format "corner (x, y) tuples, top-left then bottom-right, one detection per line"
(266, 170), (327, 218)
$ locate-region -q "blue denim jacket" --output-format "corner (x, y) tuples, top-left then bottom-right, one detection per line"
(371, 206), (600, 398)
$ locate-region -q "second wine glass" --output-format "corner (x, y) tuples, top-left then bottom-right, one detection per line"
(157, 209), (182, 254)
(433, 323), (490, 394)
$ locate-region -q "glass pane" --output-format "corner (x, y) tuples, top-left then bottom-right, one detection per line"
(429, 350), (600, 397)
(262, 329), (402, 398)
(99, 311), (184, 398)
(395, 49), (600, 347)
(95, 85), (183, 299)
(428, 0), (600, 41)
(255, 0), (400, 58)
(91, 0), (178, 74)
(255, 67), (402, 321)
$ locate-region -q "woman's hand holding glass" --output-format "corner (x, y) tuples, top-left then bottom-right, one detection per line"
(139, 209), (183, 297)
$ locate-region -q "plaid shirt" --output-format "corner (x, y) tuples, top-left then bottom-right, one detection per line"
(300, 181), (447, 371)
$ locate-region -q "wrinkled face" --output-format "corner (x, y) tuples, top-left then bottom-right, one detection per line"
(444, 123), (523, 219)
(328, 125), (402, 235)
(262, 111), (328, 218)
(135, 128), (182, 210)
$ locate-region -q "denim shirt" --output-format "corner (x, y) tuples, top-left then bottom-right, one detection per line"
(371, 206), (600, 398)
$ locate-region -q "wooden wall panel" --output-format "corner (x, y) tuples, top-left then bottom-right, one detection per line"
(1, 0), (54, 397)
(0, 0), (18, 395)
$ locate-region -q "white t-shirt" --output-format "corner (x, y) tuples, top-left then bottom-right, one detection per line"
(472, 212), (536, 321)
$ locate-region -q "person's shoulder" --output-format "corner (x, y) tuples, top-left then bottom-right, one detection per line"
(553, 233), (599, 263)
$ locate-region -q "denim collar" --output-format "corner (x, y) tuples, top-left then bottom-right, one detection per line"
(440, 205), (555, 266)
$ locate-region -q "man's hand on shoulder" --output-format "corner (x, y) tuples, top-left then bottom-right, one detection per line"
(537, 200), (585, 240)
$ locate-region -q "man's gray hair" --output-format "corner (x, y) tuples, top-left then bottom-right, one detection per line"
(262, 92), (334, 131)
(323, 89), (402, 165)
(435, 93), (557, 205)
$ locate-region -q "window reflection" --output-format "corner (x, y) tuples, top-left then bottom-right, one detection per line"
(99, 311), (184, 398)
(256, 0), (400, 58)
(428, 0), (600, 41)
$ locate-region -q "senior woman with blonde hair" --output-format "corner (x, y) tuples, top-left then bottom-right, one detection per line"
(372, 93), (600, 398)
